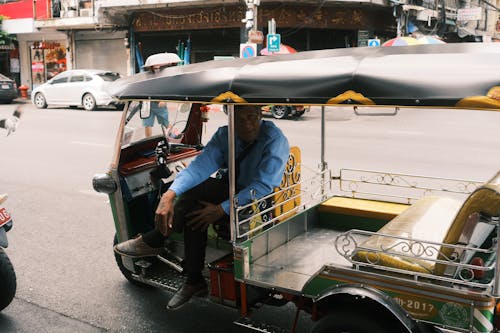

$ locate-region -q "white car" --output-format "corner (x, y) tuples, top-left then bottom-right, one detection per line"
(31, 69), (123, 111)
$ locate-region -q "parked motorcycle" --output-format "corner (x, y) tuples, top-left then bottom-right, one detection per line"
(0, 105), (22, 311)
(0, 193), (16, 311)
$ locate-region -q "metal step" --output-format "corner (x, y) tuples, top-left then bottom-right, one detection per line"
(234, 317), (290, 333)
(130, 251), (217, 294)
(132, 260), (185, 293)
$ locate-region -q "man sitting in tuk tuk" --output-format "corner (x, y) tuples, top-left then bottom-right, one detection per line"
(114, 104), (290, 309)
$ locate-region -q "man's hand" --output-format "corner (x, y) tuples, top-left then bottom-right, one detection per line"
(186, 201), (226, 231)
(155, 190), (176, 236)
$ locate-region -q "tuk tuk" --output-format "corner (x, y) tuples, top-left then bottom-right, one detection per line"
(93, 43), (500, 333)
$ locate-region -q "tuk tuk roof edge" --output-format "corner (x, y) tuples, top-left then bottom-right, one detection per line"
(111, 43), (500, 111)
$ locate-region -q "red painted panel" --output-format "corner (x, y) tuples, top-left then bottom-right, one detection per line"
(0, 0), (49, 19)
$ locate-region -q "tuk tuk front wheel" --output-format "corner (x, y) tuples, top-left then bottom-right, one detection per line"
(271, 105), (289, 119)
(311, 311), (388, 333)
(113, 235), (153, 289)
(0, 247), (16, 311)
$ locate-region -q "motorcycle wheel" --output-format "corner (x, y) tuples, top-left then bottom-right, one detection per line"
(0, 247), (16, 311)
(113, 234), (153, 288)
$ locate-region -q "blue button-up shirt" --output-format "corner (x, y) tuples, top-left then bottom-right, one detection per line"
(169, 120), (289, 214)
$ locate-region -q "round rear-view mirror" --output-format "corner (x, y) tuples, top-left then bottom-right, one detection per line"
(177, 103), (191, 113)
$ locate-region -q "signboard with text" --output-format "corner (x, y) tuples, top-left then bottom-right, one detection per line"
(457, 7), (482, 21)
(357, 30), (370, 47)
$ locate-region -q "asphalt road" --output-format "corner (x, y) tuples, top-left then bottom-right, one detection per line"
(0, 100), (499, 332)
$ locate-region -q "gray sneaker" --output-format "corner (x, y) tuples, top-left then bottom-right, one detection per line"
(114, 235), (162, 258)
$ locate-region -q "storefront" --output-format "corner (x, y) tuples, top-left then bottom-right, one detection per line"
(130, 3), (395, 71)
(14, 30), (67, 90)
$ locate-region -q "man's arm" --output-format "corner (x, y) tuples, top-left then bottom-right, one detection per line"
(168, 128), (225, 195)
(155, 127), (227, 234)
(220, 131), (289, 214)
(155, 189), (176, 235)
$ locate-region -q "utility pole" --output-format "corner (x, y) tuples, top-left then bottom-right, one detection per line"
(243, 0), (260, 41)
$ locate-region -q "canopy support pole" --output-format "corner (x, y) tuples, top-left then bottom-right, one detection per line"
(320, 106), (327, 200)
(227, 104), (237, 243)
(321, 106), (326, 171)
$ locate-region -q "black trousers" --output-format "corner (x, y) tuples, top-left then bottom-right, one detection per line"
(142, 178), (229, 278)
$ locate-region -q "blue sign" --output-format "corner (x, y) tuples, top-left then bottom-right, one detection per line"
(368, 38), (381, 47)
(267, 34), (281, 53)
(240, 43), (257, 58)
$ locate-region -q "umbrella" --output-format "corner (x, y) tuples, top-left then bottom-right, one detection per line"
(382, 36), (420, 47)
(417, 36), (446, 44)
(260, 44), (297, 55)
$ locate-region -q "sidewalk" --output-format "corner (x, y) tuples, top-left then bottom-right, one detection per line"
(13, 97), (30, 104)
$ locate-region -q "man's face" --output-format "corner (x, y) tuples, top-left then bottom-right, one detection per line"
(150, 65), (161, 74)
(149, 62), (177, 74)
(234, 106), (262, 143)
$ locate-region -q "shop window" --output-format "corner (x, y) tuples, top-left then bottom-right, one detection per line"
(30, 41), (67, 89)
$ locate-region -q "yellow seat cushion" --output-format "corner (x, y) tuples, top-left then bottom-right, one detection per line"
(434, 171), (500, 275)
(319, 197), (409, 221)
(272, 146), (301, 221)
(353, 196), (463, 273)
(354, 171), (500, 275)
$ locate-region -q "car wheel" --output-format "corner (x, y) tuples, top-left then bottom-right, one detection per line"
(34, 93), (48, 109)
(271, 105), (289, 119)
(0, 248), (16, 311)
(82, 93), (97, 111)
(113, 234), (153, 288)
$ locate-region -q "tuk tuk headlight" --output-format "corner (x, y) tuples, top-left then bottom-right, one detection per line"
(92, 173), (117, 194)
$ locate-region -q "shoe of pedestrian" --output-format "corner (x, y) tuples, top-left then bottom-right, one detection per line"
(167, 281), (208, 310)
(1, 118), (16, 136)
(114, 235), (162, 258)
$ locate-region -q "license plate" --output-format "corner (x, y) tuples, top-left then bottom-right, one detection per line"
(1, 84), (9, 89)
(0, 207), (12, 227)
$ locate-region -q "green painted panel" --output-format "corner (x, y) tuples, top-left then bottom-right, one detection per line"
(303, 274), (495, 331)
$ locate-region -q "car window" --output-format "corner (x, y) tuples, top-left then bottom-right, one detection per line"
(96, 72), (121, 82)
(70, 75), (85, 82)
(0, 73), (10, 81)
(84, 75), (93, 82)
(52, 75), (69, 84)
